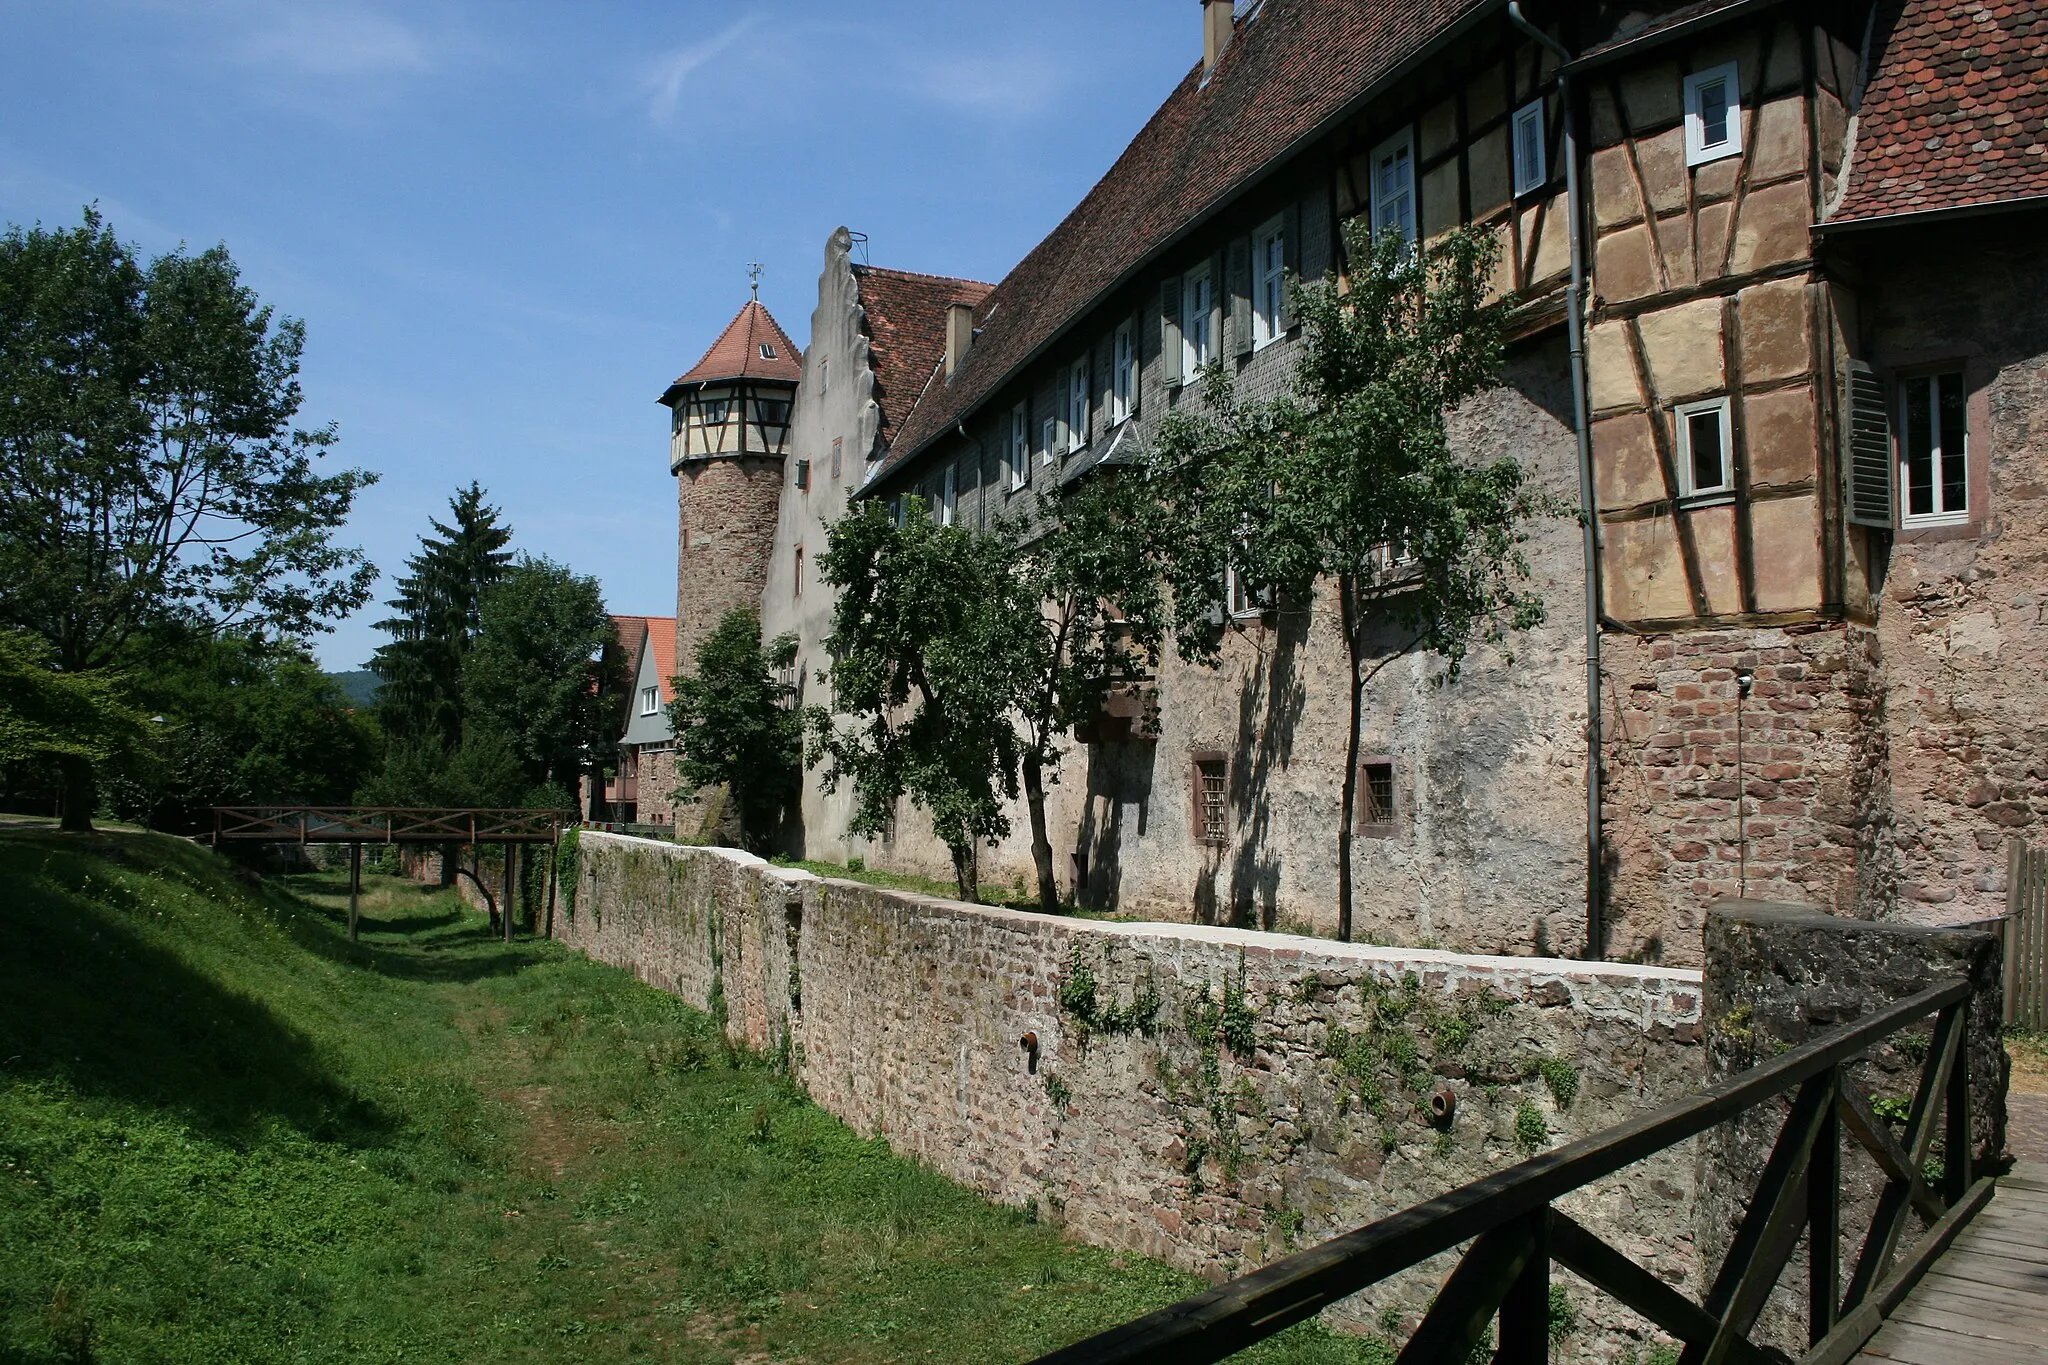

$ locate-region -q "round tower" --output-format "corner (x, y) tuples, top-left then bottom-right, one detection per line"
(660, 289), (803, 678)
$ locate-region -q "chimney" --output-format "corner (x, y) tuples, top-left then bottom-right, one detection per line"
(1202, 0), (1235, 79)
(945, 301), (975, 379)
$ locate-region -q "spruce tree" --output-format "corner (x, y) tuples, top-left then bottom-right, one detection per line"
(370, 483), (512, 751)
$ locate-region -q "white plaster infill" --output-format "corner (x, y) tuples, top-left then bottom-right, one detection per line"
(577, 830), (1701, 1032)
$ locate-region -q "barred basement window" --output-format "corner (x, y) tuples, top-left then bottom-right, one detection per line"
(1359, 758), (1399, 836)
(1195, 758), (1228, 845)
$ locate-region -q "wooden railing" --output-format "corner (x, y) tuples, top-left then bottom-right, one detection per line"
(211, 806), (571, 845)
(2009, 838), (2047, 1030)
(1034, 980), (1988, 1365)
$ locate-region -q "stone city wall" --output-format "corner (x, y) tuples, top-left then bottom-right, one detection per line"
(557, 831), (1706, 1356)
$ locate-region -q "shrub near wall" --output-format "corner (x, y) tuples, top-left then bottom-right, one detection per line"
(559, 833), (1705, 1358)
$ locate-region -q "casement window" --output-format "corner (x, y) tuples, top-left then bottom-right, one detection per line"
(1252, 215), (1286, 349)
(1683, 62), (1742, 166)
(1370, 130), (1417, 246)
(1068, 357), (1091, 450)
(1192, 756), (1229, 845)
(640, 685), (661, 716)
(755, 398), (791, 427)
(1358, 758), (1400, 835)
(1675, 396), (1735, 499)
(940, 461), (957, 526)
(759, 342), (778, 360)
(1900, 371), (1969, 528)
(830, 436), (843, 480)
(1182, 264), (1215, 373)
(1225, 565), (1270, 618)
(794, 458), (810, 491)
(1111, 321), (1135, 424)
(700, 398), (730, 425)
(1512, 99), (1547, 196)
(1008, 403), (1029, 491)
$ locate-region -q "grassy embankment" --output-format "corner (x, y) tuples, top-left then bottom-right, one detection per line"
(0, 827), (1392, 1363)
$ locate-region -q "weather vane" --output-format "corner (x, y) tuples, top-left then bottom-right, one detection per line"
(747, 261), (763, 299)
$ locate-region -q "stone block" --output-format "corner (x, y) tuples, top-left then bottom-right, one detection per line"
(1743, 387), (1817, 488)
(1619, 60), (1682, 133)
(1591, 144), (1642, 229)
(1696, 201), (1734, 279)
(1602, 514), (1696, 621)
(1587, 321), (1640, 413)
(1593, 411), (1665, 510)
(1468, 126), (1510, 219)
(1735, 278), (1811, 383)
(1749, 95), (1807, 183)
(1526, 195), (1569, 285)
(1466, 62), (1506, 130)
(1596, 224), (1658, 303)
(1687, 501), (1743, 616)
(1694, 157), (1741, 203)
(1729, 179), (1811, 275)
(1749, 495), (1820, 613)
(1636, 297), (1727, 401)
(1420, 96), (1458, 161)
(1655, 213), (1696, 289)
(1422, 157), (1460, 240)
(1635, 127), (1688, 215)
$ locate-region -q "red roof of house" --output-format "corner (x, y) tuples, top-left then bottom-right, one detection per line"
(663, 300), (803, 400)
(612, 614), (679, 702)
(1830, 0), (2048, 225)
(882, 0), (1491, 474)
(854, 265), (994, 451)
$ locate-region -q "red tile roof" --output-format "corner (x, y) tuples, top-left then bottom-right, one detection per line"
(883, 0), (1493, 474)
(663, 300), (803, 400)
(1830, 0), (2048, 225)
(612, 614), (679, 700)
(853, 265), (994, 451)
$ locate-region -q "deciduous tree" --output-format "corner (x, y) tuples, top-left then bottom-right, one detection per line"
(1147, 221), (1559, 939)
(459, 556), (614, 800)
(667, 609), (801, 853)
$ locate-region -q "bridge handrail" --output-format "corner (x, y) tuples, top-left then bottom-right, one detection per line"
(210, 806), (574, 844)
(1034, 977), (1986, 1365)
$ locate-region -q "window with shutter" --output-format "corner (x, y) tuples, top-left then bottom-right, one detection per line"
(1370, 131), (1417, 246)
(1008, 404), (1028, 491)
(1844, 362), (1893, 528)
(794, 458), (810, 491)
(1512, 99), (1546, 196)
(1899, 370), (1968, 528)
(1252, 216), (1286, 348)
(1182, 264), (1215, 373)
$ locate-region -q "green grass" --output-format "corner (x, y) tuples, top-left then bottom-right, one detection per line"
(0, 828), (1391, 1363)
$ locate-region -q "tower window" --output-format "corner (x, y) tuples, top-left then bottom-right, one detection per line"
(1684, 62), (1742, 166)
(1675, 397), (1734, 499)
(759, 342), (777, 359)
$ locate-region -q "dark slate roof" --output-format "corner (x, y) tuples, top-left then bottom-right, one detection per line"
(1830, 0), (2048, 225)
(882, 0), (1495, 476)
(662, 299), (803, 401)
(853, 265), (994, 451)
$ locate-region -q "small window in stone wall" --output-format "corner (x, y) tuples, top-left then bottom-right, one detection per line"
(1675, 396), (1734, 500)
(1683, 61), (1742, 166)
(1358, 757), (1400, 836)
(1192, 754), (1229, 845)
(793, 544), (803, 599)
(831, 436), (843, 480)
(795, 458), (810, 491)
(1899, 370), (1969, 529)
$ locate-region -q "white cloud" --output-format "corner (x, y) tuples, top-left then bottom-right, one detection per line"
(231, 5), (431, 78)
(642, 14), (762, 127)
(900, 48), (1067, 117)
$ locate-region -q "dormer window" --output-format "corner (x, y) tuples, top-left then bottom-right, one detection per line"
(640, 685), (660, 716)
(759, 342), (778, 360)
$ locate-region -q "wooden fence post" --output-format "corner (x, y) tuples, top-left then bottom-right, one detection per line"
(501, 842), (515, 944)
(2009, 838), (2046, 1031)
(348, 841), (362, 943)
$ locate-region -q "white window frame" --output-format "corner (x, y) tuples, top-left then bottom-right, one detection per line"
(1041, 415), (1059, 468)
(1369, 129), (1417, 247)
(1008, 403), (1028, 492)
(940, 461), (957, 525)
(1674, 396), (1735, 499)
(1068, 357), (1090, 451)
(1512, 99), (1547, 197)
(1110, 321), (1135, 423)
(1181, 264), (1215, 374)
(1683, 62), (1742, 167)
(640, 685), (661, 716)
(1898, 371), (1970, 529)
(1252, 215), (1286, 349)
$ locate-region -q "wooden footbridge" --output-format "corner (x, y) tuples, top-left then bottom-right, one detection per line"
(211, 806), (572, 943)
(1036, 978), (2043, 1365)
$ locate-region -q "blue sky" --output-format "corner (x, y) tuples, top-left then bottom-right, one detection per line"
(1, 1), (1197, 670)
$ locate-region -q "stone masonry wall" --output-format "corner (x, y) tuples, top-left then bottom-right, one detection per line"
(1601, 623), (1887, 963)
(676, 455), (784, 682)
(560, 831), (1705, 1358)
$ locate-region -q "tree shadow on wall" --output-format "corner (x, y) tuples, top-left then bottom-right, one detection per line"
(1075, 741), (1156, 914)
(1226, 608), (1309, 930)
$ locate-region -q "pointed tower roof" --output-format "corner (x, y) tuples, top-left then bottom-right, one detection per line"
(660, 299), (803, 403)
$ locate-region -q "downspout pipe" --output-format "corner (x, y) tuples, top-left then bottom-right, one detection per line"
(1507, 2), (1604, 959)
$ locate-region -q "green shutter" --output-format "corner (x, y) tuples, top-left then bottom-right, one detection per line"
(1228, 236), (1253, 358)
(1845, 360), (1894, 528)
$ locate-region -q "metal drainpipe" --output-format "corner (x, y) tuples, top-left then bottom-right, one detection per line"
(1507, 2), (1604, 959)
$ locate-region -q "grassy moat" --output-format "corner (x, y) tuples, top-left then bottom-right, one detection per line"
(0, 827), (1394, 1363)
